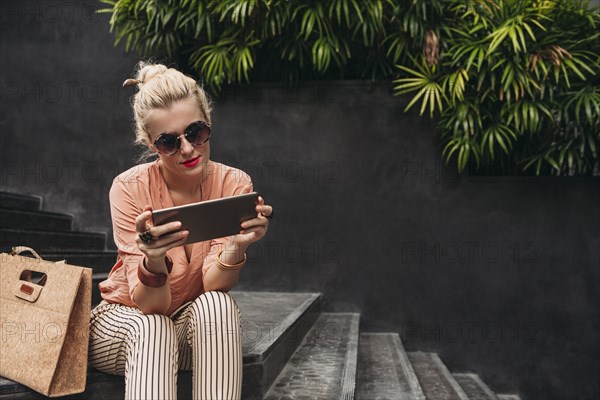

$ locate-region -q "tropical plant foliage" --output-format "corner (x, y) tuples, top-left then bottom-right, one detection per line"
(98, 0), (409, 85)
(99, 0), (600, 175)
(394, 0), (600, 175)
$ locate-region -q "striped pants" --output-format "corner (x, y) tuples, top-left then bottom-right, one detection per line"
(88, 291), (243, 400)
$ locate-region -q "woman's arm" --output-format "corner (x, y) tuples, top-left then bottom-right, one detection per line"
(202, 239), (248, 292)
(132, 255), (172, 314)
(131, 205), (189, 314)
(110, 181), (187, 315)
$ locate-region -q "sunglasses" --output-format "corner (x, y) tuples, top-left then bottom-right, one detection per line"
(153, 121), (211, 156)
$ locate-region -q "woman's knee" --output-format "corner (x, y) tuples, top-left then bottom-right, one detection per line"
(128, 313), (177, 345)
(194, 290), (240, 315)
(188, 291), (241, 328)
(187, 291), (241, 343)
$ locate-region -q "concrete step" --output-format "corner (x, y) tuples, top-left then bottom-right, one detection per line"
(0, 228), (107, 252)
(0, 208), (73, 231)
(355, 333), (425, 400)
(263, 312), (360, 400)
(0, 370), (120, 399)
(0, 191), (42, 211)
(237, 291), (323, 399)
(497, 395), (522, 400)
(453, 373), (498, 400)
(0, 291), (322, 400)
(408, 352), (469, 400)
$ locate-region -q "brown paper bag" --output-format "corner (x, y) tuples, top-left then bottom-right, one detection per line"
(0, 246), (92, 397)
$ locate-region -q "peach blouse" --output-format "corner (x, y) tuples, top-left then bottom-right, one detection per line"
(98, 159), (253, 315)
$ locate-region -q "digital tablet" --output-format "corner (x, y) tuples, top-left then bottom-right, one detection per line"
(152, 192), (259, 244)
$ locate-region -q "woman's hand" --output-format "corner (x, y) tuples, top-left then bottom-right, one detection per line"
(134, 204), (189, 270)
(230, 196), (272, 248)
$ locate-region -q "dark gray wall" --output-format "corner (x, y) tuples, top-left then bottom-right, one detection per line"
(1, 1), (599, 399)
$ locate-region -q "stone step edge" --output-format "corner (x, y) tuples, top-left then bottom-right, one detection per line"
(453, 372), (498, 400)
(340, 313), (360, 400)
(92, 272), (108, 282)
(497, 394), (522, 400)
(242, 292), (322, 363)
(409, 351), (470, 400)
(362, 333), (426, 400)
(0, 228), (106, 238)
(0, 192), (43, 211)
(391, 333), (426, 400)
(0, 207), (74, 220)
(429, 353), (469, 400)
(263, 312), (361, 400)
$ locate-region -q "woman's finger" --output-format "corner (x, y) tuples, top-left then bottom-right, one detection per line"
(241, 216), (268, 229)
(240, 226), (265, 235)
(256, 197), (269, 216)
(160, 233), (189, 253)
(137, 232), (189, 259)
(135, 206), (153, 233)
(255, 199), (273, 217)
(151, 221), (183, 238)
(144, 230), (189, 250)
(258, 205), (272, 216)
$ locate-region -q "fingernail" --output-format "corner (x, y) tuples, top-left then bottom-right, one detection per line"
(181, 231), (188, 236)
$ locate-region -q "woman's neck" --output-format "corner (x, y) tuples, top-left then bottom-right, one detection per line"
(157, 159), (209, 201)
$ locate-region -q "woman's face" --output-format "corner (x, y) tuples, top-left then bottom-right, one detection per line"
(145, 98), (211, 181)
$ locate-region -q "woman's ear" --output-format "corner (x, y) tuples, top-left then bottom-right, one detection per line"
(144, 132), (157, 152)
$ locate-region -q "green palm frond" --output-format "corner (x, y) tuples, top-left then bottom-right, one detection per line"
(481, 123), (518, 159)
(563, 86), (600, 126)
(442, 136), (482, 171)
(393, 58), (445, 117)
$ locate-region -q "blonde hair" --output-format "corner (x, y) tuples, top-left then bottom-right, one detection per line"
(123, 60), (213, 152)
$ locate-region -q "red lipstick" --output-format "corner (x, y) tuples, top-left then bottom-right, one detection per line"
(181, 156), (200, 168)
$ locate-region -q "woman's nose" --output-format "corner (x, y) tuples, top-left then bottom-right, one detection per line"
(179, 135), (194, 154)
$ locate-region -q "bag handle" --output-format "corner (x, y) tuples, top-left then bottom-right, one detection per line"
(9, 247), (46, 303)
(10, 246), (42, 260)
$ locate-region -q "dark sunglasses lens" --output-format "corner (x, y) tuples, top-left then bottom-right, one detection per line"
(186, 122), (211, 145)
(155, 134), (178, 154)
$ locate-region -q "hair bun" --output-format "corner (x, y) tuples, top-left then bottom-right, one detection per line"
(137, 63), (168, 85)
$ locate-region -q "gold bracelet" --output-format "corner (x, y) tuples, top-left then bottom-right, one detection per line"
(216, 250), (247, 271)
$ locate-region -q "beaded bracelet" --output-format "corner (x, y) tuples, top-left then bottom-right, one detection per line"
(215, 250), (247, 271)
(138, 256), (173, 288)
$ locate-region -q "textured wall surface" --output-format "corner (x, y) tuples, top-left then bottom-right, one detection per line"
(1, 1), (599, 399)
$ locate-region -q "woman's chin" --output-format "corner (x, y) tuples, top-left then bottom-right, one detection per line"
(181, 158), (210, 176)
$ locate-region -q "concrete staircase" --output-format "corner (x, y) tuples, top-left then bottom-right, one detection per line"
(0, 191), (117, 305)
(0, 191), (523, 399)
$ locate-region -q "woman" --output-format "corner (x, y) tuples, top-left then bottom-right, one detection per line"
(88, 61), (272, 399)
